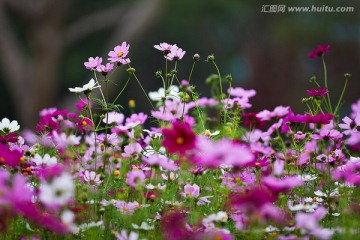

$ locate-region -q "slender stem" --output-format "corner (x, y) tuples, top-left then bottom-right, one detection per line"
(132, 73), (156, 110)
(112, 74), (132, 104)
(322, 56), (332, 113)
(93, 71), (107, 108)
(169, 61), (177, 87)
(212, 61), (223, 101)
(87, 95), (98, 169)
(334, 76), (349, 116)
(188, 61), (196, 84)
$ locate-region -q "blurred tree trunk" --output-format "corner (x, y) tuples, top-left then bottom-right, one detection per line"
(0, 0), (163, 129)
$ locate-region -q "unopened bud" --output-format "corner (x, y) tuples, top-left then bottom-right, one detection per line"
(193, 53), (200, 61)
(207, 54), (215, 62)
(126, 67), (136, 74)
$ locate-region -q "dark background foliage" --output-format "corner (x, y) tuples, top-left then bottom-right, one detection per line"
(0, 0), (359, 129)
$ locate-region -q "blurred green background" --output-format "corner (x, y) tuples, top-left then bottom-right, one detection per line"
(0, 0), (359, 129)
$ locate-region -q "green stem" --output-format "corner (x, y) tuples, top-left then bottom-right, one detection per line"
(334, 76), (349, 116)
(93, 71), (107, 108)
(188, 61), (196, 84)
(322, 56), (332, 113)
(212, 61), (223, 101)
(132, 73), (156, 110)
(112, 74), (132, 104)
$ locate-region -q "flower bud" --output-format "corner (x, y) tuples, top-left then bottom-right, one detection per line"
(207, 54), (215, 62)
(193, 53), (200, 61)
(155, 70), (162, 78)
(126, 67), (136, 74)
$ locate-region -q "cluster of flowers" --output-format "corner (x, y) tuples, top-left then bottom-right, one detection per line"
(0, 42), (359, 240)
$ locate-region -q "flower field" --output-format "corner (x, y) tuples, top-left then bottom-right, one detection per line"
(0, 42), (359, 240)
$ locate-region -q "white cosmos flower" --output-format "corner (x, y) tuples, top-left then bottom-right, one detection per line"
(0, 118), (20, 133)
(32, 153), (57, 166)
(149, 85), (179, 101)
(39, 173), (75, 206)
(69, 78), (100, 93)
(131, 222), (154, 230)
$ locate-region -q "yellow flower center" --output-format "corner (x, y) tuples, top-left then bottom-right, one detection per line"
(117, 52), (124, 58)
(176, 137), (184, 144)
(204, 129), (211, 136)
(114, 170), (120, 176)
(82, 120), (88, 126)
(0, 157), (5, 163)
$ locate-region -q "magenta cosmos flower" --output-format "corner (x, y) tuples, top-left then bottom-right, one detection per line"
(306, 87), (329, 97)
(308, 44), (330, 58)
(108, 42), (130, 64)
(0, 143), (23, 168)
(162, 121), (197, 155)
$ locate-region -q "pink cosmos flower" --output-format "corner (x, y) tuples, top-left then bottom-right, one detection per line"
(262, 175), (304, 195)
(154, 42), (177, 55)
(193, 137), (254, 168)
(0, 132), (19, 144)
(295, 206), (333, 240)
(125, 113), (148, 127)
(83, 170), (102, 185)
(181, 183), (200, 198)
(142, 154), (178, 171)
(114, 200), (139, 215)
(162, 121), (196, 155)
(228, 87), (256, 99)
(125, 170), (146, 187)
(96, 62), (114, 74)
(166, 46), (186, 61)
(294, 131), (306, 140)
(84, 56), (102, 70)
(242, 113), (266, 129)
(256, 106), (289, 121)
(108, 42), (130, 64)
(76, 117), (93, 131)
(351, 99), (360, 118)
(114, 229), (139, 240)
(306, 87), (329, 97)
(122, 142), (142, 159)
(103, 111), (125, 125)
(339, 114), (360, 135)
(310, 128), (342, 140)
(308, 44), (330, 58)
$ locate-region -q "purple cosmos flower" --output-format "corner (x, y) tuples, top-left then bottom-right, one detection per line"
(0, 132), (19, 144)
(306, 87), (329, 97)
(142, 154), (178, 171)
(308, 44), (330, 58)
(256, 106), (289, 121)
(108, 42), (130, 64)
(84, 56), (102, 70)
(162, 121), (196, 155)
(125, 169), (146, 187)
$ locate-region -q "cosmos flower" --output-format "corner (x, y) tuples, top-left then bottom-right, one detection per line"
(308, 44), (330, 58)
(0, 118), (20, 133)
(68, 79), (100, 93)
(306, 87), (329, 97)
(84, 56), (102, 70)
(161, 121), (196, 155)
(108, 42), (130, 64)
